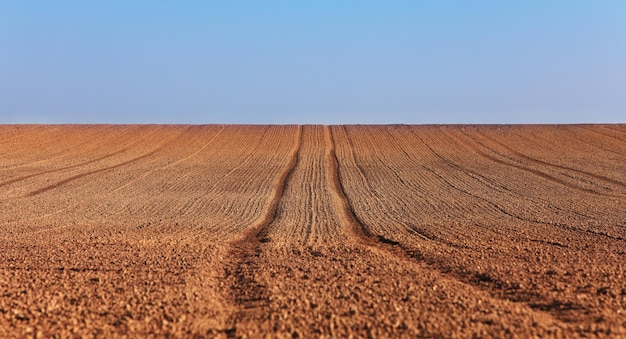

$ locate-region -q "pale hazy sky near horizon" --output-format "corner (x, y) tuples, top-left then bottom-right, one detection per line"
(1, 1), (625, 124)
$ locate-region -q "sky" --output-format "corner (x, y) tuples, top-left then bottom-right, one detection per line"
(1, 1), (625, 124)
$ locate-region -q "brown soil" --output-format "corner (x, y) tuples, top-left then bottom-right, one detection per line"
(1, 124), (625, 338)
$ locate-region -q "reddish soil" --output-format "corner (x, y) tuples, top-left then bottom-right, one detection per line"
(1, 124), (625, 338)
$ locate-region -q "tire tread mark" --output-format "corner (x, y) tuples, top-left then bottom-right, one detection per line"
(0, 147), (131, 189)
(426, 155), (625, 241)
(325, 126), (372, 239)
(436, 128), (595, 220)
(1, 125), (131, 171)
(326, 125), (597, 328)
(412, 130), (626, 241)
(474, 128), (626, 189)
(223, 125), (302, 337)
(574, 126), (626, 157)
(599, 125), (626, 140)
(557, 127), (626, 157)
(577, 125), (626, 143)
(236, 125), (303, 241)
(163, 125), (226, 169)
(456, 129), (619, 197)
(25, 128), (188, 197)
(419, 127), (597, 221)
(330, 126), (448, 247)
(111, 126), (226, 193)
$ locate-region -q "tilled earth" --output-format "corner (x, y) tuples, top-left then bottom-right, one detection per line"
(1, 124), (625, 338)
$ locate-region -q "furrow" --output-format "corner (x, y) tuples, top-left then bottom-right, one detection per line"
(354, 126), (624, 331)
(3, 125), (625, 337)
(100, 126), (288, 240)
(575, 125), (626, 147)
(410, 127), (593, 222)
(0, 126), (80, 166)
(208, 125), (298, 237)
(25, 128), (188, 197)
(457, 128), (619, 197)
(327, 126), (569, 328)
(0, 145), (132, 189)
(445, 128), (606, 218)
(0, 126), (170, 199)
(324, 126), (371, 240)
(0, 125), (130, 171)
(337, 127), (455, 245)
(600, 125), (626, 140)
(573, 126), (626, 158)
(410, 127), (626, 241)
(424, 160), (624, 241)
(511, 126), (626, 173)
(223, 125), (303, 334)
(475, 128), (626, 189)
(111, 126), (225, 193)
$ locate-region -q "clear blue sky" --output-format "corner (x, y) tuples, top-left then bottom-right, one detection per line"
(1, 1), (625, 124)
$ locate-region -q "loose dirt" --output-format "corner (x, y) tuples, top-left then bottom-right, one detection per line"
(1, 124), (625, 337)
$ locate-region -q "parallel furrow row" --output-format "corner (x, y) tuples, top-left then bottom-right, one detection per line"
(329, 126), (570, 331)
(475, 128), (626, 190)
(457, 129), (619, 197)
(223, 125), (303, 335)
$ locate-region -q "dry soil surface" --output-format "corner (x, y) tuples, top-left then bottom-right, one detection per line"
(1, 124), (625, 338)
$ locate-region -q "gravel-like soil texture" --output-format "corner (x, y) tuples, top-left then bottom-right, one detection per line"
(1, 124), (625, 338)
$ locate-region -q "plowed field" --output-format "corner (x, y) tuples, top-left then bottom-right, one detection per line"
(1, 124), (625, 337)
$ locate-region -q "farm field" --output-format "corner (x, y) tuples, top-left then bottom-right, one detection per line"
(1, 124), (626, 337)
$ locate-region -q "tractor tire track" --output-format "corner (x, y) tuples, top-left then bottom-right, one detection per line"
(436, 127), (596, 220)
(405, 128), (626, 241)
(515, 125), (626, 165)
(574, 125), (626, 148)
(1, 147), (131, 189)
(326, 126), (570, 328)
(0, 126), (83, 166)
(0, 126), (164, 194)
(456, 129), (620, 197)
(0, 125), (131, 171)
(110, 126), (226, 194)
(600, 125), (626, 140)
(223, 125), (302, 336)
(325, 126), (371, 241)
(574, 126), (626, 156)
(25, 128), (189, 197)
(410, 127), (597, 223)
(2, 124), (625, 338)
(474, 128), (626, 189)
